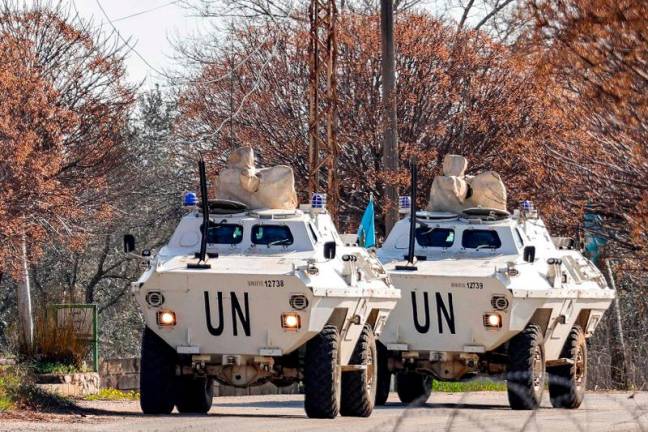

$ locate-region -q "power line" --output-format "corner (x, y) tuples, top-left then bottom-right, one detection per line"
(95, 0), (165, 76)
(112, 1), (181, 23)
(164, 31), (275, 88)
(163, 2), (297, 88)
(173, 38), (281, 150)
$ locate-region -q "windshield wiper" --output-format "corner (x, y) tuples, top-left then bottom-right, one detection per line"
(268, 239), (291, 246)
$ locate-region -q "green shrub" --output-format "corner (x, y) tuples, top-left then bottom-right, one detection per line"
(33, 361), (85, 375)
(0, 366), (21, 411)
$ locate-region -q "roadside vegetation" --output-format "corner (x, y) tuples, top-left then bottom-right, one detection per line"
(84, 388), (140, 402)
(432, 380), (507, 393)
(0, 365), (76, 413)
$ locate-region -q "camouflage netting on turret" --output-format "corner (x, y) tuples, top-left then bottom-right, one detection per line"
(427, 154), (507, 213)
(214, 147), (298, 210)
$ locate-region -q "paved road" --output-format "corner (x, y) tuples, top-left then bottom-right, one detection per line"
(1, 392), (646, 432)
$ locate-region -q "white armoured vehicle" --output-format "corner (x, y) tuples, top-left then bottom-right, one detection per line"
(375, 155), (614, 410)
(125, 154), (399, 418)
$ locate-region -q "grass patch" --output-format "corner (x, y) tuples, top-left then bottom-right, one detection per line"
(0, 365), (77, 413)
(432, 379), (507, 392)
(84, 388), (140, 401)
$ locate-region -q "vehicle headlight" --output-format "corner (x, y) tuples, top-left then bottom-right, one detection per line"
(281, 312), (301, 330)
(483, 313), (502, 329)
(157, 310), (176, 327)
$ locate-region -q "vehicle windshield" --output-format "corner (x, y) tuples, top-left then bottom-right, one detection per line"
(462, 229), (501, 249)
(251, 225), (294, 246)
(415, 227), (454, 248)
(203, 223), (244, 244)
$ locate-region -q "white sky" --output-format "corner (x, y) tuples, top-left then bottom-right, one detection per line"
(68, 0), (204, 87)
(63, 1), (463, 89)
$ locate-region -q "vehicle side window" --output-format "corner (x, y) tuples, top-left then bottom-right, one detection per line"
(415, 227), (454, 248)
(462, 230), (501, 249)
(251, 225), (294, 246)
(201, 222), (243, 244)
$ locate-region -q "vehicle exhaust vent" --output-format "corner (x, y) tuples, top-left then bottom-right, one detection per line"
(146, 291), (165, 307)
(490, 295), (509, 311)
(289, 294), (309, 310)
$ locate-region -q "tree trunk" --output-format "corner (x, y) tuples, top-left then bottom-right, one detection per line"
(602, 259), (629, 389)
(381, 0), (399, 236)
(18, 235), (34, 350)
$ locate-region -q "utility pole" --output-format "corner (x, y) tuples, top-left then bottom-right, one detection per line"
(18, 235), (34, 350)
(381, 0), (399, 235)
(602, 258), (629, 389)
(228, 22), (235, 149)
(308, 0), (339, 222)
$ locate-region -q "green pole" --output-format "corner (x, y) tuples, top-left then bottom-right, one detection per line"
(92, 304), (98, 373)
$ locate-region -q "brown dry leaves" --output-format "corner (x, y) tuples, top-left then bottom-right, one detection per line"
(530, 0), (647, 261)
(0, 5), (135, 277)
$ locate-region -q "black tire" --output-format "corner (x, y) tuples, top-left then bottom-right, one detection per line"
(304, 325), (341, 418)
(548, 325), (587, 409)
(176, 377), (214, 414)
(507, 324), (546, 410)
(375, 341), (391, 406)
(341, 324), (378, 417)
(395, 372), (432, 405)
(140, 327), (177, 414)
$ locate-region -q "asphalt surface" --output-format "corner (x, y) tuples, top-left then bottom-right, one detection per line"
(1, 392), (646, 432)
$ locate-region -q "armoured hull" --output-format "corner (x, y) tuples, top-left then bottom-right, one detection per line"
(373, 155), (614, 410)
(136, 254), (398, 362)
(374, 208), (614, 406)
(130, 204), (399, 418)
(380, 259), (613, 360)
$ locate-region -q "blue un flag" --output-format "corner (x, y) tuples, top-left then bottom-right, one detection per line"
(357, 195), (376, 248)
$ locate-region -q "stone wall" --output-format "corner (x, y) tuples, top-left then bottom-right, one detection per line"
(100, 358), (301, 396)
(36, 372), (100, 397)
(100, 358), (140, 390)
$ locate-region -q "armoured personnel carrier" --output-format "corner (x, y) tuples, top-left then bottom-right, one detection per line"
(375, 155), (614, 410)
(125, 151), (399, 418)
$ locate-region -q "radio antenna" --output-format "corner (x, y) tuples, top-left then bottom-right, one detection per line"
(188, 155), (212, 269)
(396, 157), (418, 271)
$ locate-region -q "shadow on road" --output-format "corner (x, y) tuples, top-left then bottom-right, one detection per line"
(73, 402), (305, 420)
(377, 401), (512, 411)
(215, 399), (304, 409)
(76, 406), (305, 419)
(77, 399), (519, 419)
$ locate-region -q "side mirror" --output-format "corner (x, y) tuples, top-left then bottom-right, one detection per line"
(323, 241), (336, 260)
(523, 245), (536, 263)
(123, 234), (136, 254)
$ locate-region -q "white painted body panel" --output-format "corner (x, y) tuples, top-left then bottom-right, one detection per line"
(133, 207), (399, 371)
(377, 210), (614, 378)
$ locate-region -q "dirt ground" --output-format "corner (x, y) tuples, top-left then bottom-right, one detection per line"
(0, 391), (646, 432)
